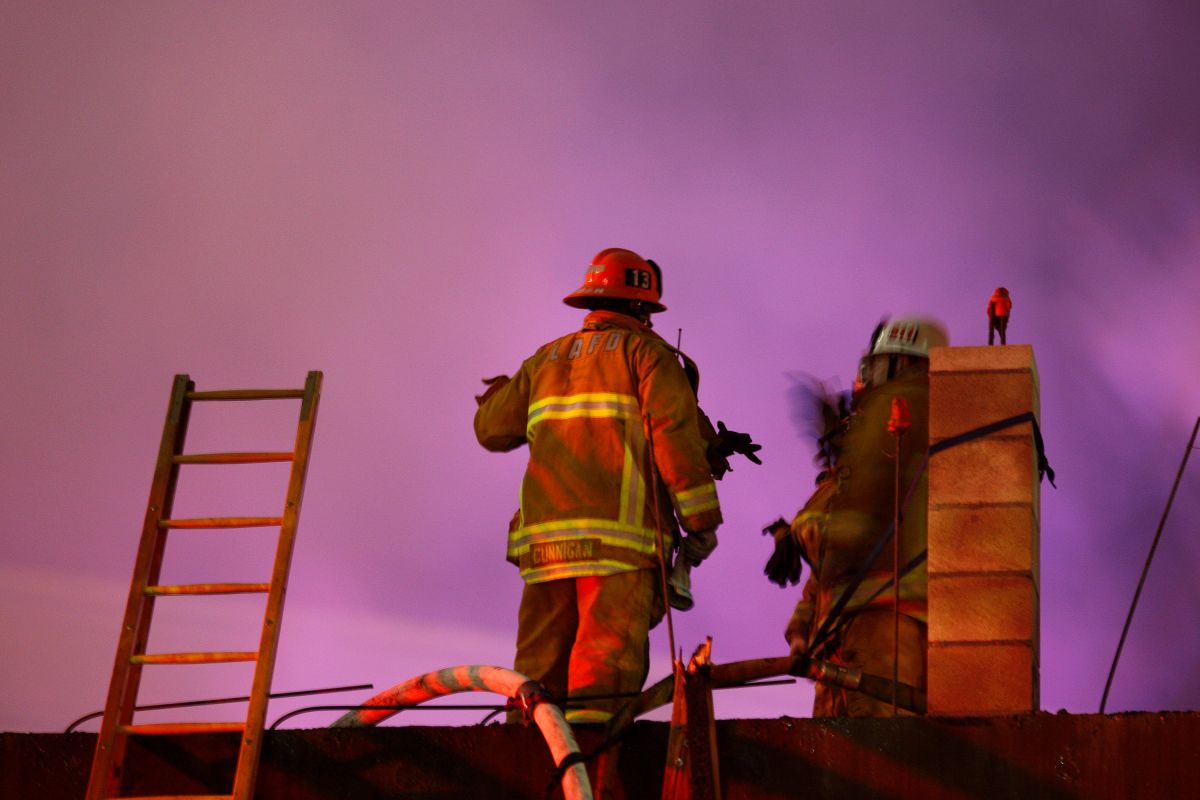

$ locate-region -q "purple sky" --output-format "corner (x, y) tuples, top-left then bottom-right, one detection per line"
(3, 2), (1199, 732)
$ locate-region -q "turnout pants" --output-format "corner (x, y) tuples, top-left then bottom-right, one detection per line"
(514, 568), (659, 723)
(812, 609), (927, 718)
(989, 315), (1009, 345)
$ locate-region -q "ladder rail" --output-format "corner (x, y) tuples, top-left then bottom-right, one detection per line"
(233, 370), (322, 799)
(87, 374), (193, 800)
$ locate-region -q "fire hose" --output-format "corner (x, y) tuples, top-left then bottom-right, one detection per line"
(329, 665), (592, 800)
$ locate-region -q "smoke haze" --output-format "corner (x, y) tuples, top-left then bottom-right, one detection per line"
(2, 1), (1198, 730)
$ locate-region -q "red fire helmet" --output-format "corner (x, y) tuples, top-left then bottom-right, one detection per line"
(563, 248), (666, 312)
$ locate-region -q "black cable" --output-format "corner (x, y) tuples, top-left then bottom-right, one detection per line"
(67, 683), (373, 733)
(270, 703), (506, 729)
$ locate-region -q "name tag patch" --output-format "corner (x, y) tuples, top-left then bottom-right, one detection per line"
(531, 538), (601, 566)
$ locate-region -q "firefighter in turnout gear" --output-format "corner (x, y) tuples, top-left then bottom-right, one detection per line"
(782, 316), (947, 717)
(987, 287), (1012, 345)
(474, 248), (752, 724)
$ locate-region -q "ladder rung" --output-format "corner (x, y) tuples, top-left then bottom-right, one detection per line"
(109, 796), (232, 800)
(119, 722), (245, 736)
(145, 583), (271, 596)
(133, 652), (258, 665)
(159, 517), (283, 529)
(187, 388), (305, 401)
(174, 452), (294, 464)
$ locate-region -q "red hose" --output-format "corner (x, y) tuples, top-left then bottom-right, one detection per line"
(331, 665), (592, 800)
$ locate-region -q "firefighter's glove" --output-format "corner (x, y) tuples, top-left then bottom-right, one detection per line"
(682, 528), (718, 566)
(667, 559), (695, 611)
(714, 421), (763, 467)
(474, 374), (510, 406)
(762, 517), (808, 587)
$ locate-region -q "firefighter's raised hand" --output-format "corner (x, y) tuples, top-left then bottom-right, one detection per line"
(474, 374), (511, 406)
(715, 420), (763, 465)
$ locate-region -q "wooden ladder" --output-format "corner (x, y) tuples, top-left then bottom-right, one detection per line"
(85, 371), (323, 800)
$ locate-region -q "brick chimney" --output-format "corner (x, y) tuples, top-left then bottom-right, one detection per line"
(926, 345), (1041, 715)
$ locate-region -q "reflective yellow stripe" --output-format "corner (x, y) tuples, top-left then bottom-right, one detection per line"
(509, 534), (654, 556)
(565, 708), (614, 723)
(675, 481), (719, 515)
(517, 517), (655, 537)
(509, 521), (658, 555)
(526, 393), (639, 432)
(528, 392), (632, 411)
(521, 560), (635, 583)
(620, 413), (646, 527)
(619, 435), (633, 524)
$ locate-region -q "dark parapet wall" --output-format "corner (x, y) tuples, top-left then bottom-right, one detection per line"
(6, 713), (1200, 799)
